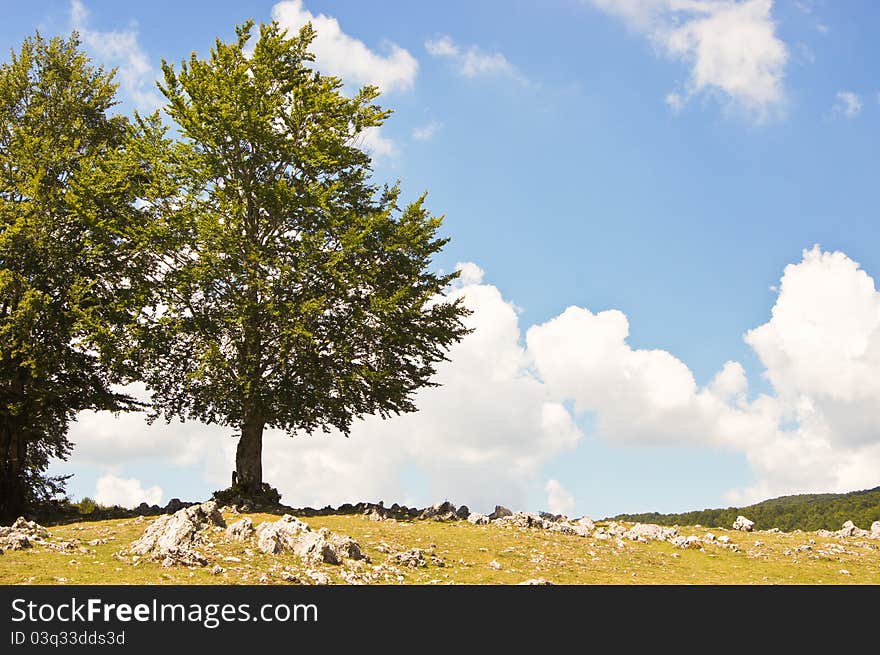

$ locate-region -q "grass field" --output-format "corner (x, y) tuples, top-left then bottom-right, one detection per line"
(2, 512), (879, 585)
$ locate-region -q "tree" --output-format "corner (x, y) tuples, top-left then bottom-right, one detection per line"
(137, 21), (470, 497)
(0, 33), (152, 521)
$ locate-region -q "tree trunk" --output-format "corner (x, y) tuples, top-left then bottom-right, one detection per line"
(235, 410), (264, 495)
(0, 422), (26, 523)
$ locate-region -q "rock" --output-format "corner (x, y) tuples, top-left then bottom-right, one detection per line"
(766, 527), (780, 533)
(487, 560), (503, 570)
(0, 517), (51, 551)
(732, 516), (754, 532)
(622, 523), (679, 543)
(836, 520), (870, 538)
(519, 578), (554, 585)
(420, 501), (458, 521)
(575, 516), (595, 532)
(839, 569), (851, 576)
(225, 517), (255, 542)
(497, 512), (551, 529)
(279, 571), (298, 582)
(130, 501), (225, 566)
(306, 570), (332, 585)
(393, 548), (427, 568)
(210, 565), (224, 575)
(467, 513), (490, 525)
(489, 505), (512, 520)
(872, 521), (880, 539)
(255, 516), (367, 565)
(717, 535), (731, 544)
(456, 505), (470, 520)
(255, 515), (310, 554)
(367, 509), (386, 521)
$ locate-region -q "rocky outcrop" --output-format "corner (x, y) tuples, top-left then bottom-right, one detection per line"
(419, 501), (459, 522)
(467, 513), (490, 525)
(393, 548), (428, 568)
(489, 505), (513, 520)
(254, 515), (368, 565)
(225, 517), (255, 542)
(130, 501), (226, 566)
(623, 523), (679, 543)
(872, 521), (880, 539)
(0, 517), (51, 551)
(836, 520), (870, 538)
(732, 516), (754, 532)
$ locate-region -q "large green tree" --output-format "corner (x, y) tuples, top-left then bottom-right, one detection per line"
(140, 21), (469, 496)
(0, 33), (155, 521)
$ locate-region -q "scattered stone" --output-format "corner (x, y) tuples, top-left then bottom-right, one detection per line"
(258, 573), (269, 584)
(225, 517), (255, 542)
(519, 578), (554, 585)
(279, 571), (299, 582)
(0, 517), (51, 551)
(306, 570), (331, 585)
(487, 560), (503, 570)
(733, 516), (754, 532)
(839, 569), (851, 576)
(210, 565), (224, 575)
(393, 548), (427, 568)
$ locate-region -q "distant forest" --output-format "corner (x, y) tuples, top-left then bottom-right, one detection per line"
(610, 486), (880, 532)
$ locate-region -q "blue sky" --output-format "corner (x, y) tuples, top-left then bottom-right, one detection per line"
(6, 1), (880, 517)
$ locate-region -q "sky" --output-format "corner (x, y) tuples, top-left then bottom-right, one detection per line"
(4, 0), (880, 517)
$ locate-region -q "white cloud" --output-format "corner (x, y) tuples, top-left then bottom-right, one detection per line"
(94, 474), (163, 508)
(355, 125), (396, 158)
(271, 0), (417, 94)
(545, 479), (577, 516)
(70, 1), (163, 112)
(68, 247), (880, 512)
(588, 0), (789, 121)
(425, 35), (523, 81)
(70, 264), (582, 512)
(833, 91), (862, 118)
(412, 121), (442, 141)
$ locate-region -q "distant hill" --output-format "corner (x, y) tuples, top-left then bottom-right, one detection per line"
(609, 486), (880, 532)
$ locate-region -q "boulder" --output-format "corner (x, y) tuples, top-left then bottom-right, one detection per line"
(732, 516), (754, 532)
(225, 517), (255, 542)
(872, 521), (880, 539)
(419, 501), (459, 521)
(489, 505), (513, 520)
(622, 523), (679, 543)
(467, 513), (490, 525)
(255, 515), (367, 565)
(130, 501), (225, 566)
(836, 520), (870, 539)
(519, 578), (554, 585)
(255, 515), (310, 554)
(497, 512), (551, 529)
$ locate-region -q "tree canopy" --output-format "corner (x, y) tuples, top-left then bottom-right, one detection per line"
(0, 33), (152, 520)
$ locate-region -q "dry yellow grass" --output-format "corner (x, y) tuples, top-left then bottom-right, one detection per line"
(2, 512), (879, 585)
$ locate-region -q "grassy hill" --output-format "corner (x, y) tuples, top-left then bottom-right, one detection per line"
(3, 511), (880, 585)
(610, 486), (880, 532)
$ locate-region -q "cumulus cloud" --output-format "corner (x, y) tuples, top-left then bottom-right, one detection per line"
(70, 264), (582, 512)
(588, 0), (789, 121)
(70, 1), (163, 112)
(272, 0), (417, 94)
(545, 479), (577, 516)
(94, 474), (163, 508)
(68, 247), (880, 512)
(425, 35), (524, 82)
(833, 91), (862, 118)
